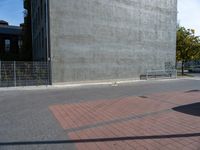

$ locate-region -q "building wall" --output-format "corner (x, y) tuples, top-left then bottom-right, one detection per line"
(49, 0), (177, 83)
(0, 26), (22, 61)
(0, 34), (21, 59)
(31, 0), (48, 61)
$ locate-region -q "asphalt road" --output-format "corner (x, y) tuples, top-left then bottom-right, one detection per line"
(0, 78), (200, 150)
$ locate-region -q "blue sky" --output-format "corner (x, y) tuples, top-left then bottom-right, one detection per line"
(0, 0), (23, 25)
(178, 0), (200, 36)
(0, 0), (199, 35)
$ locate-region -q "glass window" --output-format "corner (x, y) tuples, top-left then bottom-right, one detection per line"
(5, 39), (10, 52)
(18, 40), (23, 49)
(42, 28), (44, 48)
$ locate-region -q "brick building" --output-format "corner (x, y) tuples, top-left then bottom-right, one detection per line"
(0, 20), (23, 61)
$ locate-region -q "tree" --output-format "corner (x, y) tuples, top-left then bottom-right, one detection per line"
(176, 26), (200, 75)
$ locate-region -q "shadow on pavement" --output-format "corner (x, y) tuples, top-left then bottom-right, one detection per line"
(173, 102), (200, 117)
(1, 133), (200, 146)
(185, 90), (200, 93)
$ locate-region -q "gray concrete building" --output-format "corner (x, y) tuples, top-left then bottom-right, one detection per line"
(31, 0), (177, 84)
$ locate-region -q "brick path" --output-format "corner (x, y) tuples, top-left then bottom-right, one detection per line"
(50, 90), (200, 150)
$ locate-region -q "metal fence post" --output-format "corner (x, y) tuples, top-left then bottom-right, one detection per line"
(0, 61), (1, 87)
(14, 61), (16, 87)
(47, 59), (52, 86)
(146, 70), (148, 80)
(175, 70), (178, 79)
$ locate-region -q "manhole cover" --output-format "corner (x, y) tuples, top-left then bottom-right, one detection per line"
(139, 96), (148, 99)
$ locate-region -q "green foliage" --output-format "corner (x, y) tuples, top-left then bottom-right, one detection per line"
(177, 26), (200, 61)
(176, 26), (200, 75)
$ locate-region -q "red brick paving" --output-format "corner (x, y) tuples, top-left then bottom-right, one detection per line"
(148, 90), (200, 105)
(50, 97), (174, 130)
(50, 91), (200, 150)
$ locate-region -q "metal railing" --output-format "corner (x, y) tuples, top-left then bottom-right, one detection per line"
(0, 61), (50, 87)
(177, 61), (200, 73)
(144, 69), (177, 80)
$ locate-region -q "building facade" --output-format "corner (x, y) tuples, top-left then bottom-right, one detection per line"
(30, 0), (48, 61)
(31, 0), (177, 84)
(0, 20), (23, 61)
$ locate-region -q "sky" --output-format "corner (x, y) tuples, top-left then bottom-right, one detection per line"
(0, 0), (199, 35)
(0, 0), (23, 26)
(178, 0), (200, 36)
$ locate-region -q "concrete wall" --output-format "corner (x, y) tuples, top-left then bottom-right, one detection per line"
(49, 0), (177, 83)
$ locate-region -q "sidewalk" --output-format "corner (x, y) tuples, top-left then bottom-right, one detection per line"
(50, 90), (200, 150)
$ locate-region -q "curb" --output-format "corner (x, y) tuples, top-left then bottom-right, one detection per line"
(0, 77), (198, 92)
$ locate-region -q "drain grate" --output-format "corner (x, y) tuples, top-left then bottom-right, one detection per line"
(139, 96), (148, 99)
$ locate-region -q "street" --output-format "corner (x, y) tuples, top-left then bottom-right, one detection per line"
(0, 78), (200, 150)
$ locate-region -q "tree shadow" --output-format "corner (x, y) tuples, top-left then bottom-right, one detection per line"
(185, 90), (200, 93)
(173, 102), (200, 117)
(0, 133), (200, 146)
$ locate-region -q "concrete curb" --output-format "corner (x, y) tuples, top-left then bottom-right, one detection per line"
(0, 77), (199, 92)
(0, 80), (139, 91)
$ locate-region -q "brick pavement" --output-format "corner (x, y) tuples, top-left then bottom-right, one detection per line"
(50, 90), (200, 150)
